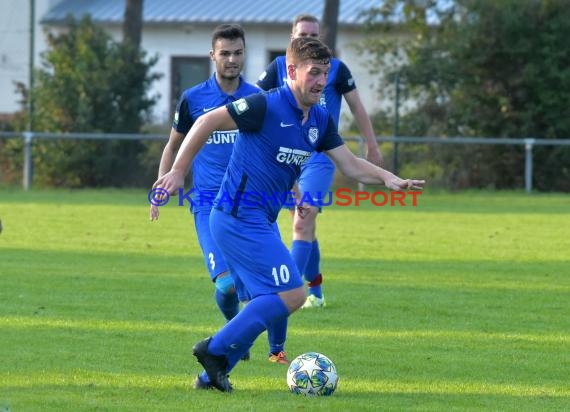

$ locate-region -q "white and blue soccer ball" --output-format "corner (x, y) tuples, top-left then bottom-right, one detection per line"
(286, 352), (338, 396)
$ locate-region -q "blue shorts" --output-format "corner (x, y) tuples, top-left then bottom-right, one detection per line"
(209, 209), (303, 298)
(298, 152), (335, 207)
(193, 210), (229, 281)
(232, 274), (251, 302)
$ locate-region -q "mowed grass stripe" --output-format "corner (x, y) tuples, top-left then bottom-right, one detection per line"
(2, 316), (568, 344)
(2, 372), (569, 397)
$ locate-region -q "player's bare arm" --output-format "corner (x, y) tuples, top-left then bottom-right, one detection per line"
(153, 107), (237, 194)
(343, 89), (383, 167)
(150, 129), (185, 221)
(158, 129), (185, 177)
(325, 144), (425, 191)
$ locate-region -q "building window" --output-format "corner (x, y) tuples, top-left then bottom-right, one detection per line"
(268, 50), (286, 63)
(170, 56), (210, 120)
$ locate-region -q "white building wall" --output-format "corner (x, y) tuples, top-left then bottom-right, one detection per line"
(0, 0), (61, 114)
(140, 25), (217, 124)
(0, 2), (33, 113)
(0, 6), (384, 131)
(336, 30), (386, 130)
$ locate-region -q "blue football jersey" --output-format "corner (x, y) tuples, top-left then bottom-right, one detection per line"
(214, 84), (344, 223)
(256, 56), (356, 125)
(257, 56), (356, 167)
(173, 73), (260, 212)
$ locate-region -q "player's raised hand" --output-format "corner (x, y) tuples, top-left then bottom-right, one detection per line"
(385, 176), (425, 192)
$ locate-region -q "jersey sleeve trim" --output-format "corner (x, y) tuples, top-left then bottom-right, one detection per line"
(318, 116), (345, 152)
(226, 92), (266, 132)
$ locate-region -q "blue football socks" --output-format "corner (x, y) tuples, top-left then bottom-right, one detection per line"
(214, 287), (239, 321)
(306, 240), (322, 298)
(291, 239), (312, 276)
(267, 316), (288, 355)
(208, 294), (289, 372)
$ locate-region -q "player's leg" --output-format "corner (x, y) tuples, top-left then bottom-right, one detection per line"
(192, 209), (305, 392)
(208, 212), (305, 365)
(305, 238), (323, 299)
(214, 273), (239, 320)
(266, 221), (290, 364)
(291, 206), (320, 301)
(267, 317), (289, 364)
(231, 274), (252, 360)
(192, 210), (241, 390)
(293, 154), (335, 308)
(193, 266), (252, 390)
(194, 210), (239, 321)
(291, 206), (317, 274)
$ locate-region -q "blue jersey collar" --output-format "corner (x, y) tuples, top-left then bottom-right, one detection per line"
(209, 72), (246, 98)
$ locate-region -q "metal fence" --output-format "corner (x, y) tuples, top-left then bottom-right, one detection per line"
(1, 131), (570, 192)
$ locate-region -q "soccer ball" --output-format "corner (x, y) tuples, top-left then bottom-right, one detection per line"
(286, 352), (338, 396)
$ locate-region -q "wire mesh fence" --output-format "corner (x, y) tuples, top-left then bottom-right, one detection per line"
(1, 132), (569, 192)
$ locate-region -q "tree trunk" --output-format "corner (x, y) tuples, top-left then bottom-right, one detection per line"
(321, 0), (340, 56)
(123, 0), (143, 49)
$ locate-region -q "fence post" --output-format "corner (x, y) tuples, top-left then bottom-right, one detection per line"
(23, 131), (33, 191)
(393, 72), (401, 175)
(524, 138), (535, 193)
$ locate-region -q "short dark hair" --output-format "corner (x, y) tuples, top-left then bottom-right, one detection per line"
(286, 37), (331, 66)
(292, 14), (319, 32)
(211, 24), (246, 49)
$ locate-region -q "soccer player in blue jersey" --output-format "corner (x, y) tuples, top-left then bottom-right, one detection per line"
(152, 36), (424, 392)
(149, 24), (290, 389)
(257, 14), (383, 308)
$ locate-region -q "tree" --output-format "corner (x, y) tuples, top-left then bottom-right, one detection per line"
(18, 16), (161, 187)
(321, 0), (340, 54)
(123, 0), (143, 49)
(359, 0), (570, 191)
(31, 16), (160, 134)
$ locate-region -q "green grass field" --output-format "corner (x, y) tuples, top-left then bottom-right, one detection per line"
(1, 188), (569, 411)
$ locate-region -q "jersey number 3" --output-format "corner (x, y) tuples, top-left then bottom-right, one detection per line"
(208, 252), (216, 271)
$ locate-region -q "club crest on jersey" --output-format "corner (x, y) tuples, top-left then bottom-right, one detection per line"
(308, 127), (319, 144)
(232, 98), (249, 115)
